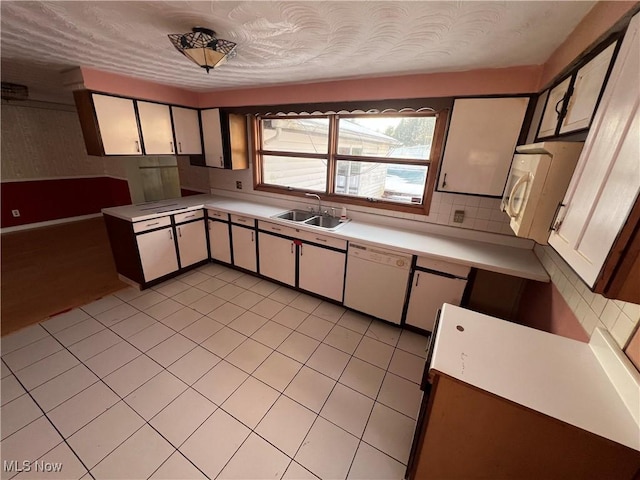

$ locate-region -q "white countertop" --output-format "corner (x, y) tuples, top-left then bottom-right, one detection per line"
(102, 194), (548, 282)
(432, 304), (640, 451)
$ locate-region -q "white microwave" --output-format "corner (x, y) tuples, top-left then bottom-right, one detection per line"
(501, 142), (583, 244)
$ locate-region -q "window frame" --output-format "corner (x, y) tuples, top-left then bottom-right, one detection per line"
(252, 110), (448, 215)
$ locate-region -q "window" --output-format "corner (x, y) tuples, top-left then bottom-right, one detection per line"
(254, 111), (447, 213)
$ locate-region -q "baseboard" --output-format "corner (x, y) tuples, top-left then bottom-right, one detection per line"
(0, 213), (102, 234)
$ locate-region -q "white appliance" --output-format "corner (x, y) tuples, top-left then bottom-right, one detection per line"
(343, 243), (412, 325)
(501, 141), (583, 244)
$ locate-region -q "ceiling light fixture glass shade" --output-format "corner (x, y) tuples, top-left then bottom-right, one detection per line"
(168, 27), (237, 73)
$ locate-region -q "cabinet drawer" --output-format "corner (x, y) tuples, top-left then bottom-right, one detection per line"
(258, 221), (297, 238)
(133, 216), (171, 233)
(207, 209), (229, 221)
(416, 257), (470, 279)
(230, 214), (256, 227)
(174, 209), (204, 224)
(297, 230), (347, 250)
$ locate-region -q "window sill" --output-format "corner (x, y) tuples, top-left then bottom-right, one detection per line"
(254, 184), (431, 215)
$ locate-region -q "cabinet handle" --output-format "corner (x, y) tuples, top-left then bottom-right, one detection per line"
(315, 237), (327, 242)
(555, 96), (566, 116)
(135, 140), (140, 153)
(272, 227), (281, 231)
(219, 156), (223, 167)
(178, 142), (182, 153)
(170, 141), (174, 153)
(146, 222), (159, 227)
(185, 214), (195, 219)
(300, 244), (303, 256)
(291, 243), (293, 254)
(251, 231), (254, 242)
(551, 203), (566, 231)
(178, 227), (182, 238)
(208, 221), (211, 230)
(442, 173), (447, 188)
(416, 273), (420, 287)
(169, 230), (173, 240)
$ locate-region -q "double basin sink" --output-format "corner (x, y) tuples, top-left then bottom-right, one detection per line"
(272, 209), (347, 230)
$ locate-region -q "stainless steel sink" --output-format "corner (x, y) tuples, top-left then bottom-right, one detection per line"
(272, 210), (349, 230)
(305, 215), (342, 229)
(275, 210), (316, 222)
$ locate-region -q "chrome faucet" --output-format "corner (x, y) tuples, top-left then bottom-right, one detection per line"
(305, 193), (322, 214)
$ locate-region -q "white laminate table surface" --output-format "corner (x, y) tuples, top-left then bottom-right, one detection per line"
(431, 304), (640, 451)
(101, 195), (549, 282)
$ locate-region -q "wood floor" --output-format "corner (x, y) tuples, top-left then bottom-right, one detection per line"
(1, 217), (127, 336)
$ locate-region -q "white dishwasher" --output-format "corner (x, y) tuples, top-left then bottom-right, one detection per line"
(343, 242), (412, 324)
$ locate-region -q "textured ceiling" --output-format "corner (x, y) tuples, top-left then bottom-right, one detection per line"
(1, 1), (595, 98)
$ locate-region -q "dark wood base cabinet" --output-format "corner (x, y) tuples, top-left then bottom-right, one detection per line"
(409, 374), (640, 480)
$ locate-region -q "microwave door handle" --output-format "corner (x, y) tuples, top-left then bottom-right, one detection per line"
(506, 173), (530, 218)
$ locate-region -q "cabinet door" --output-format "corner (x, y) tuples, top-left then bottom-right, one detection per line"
(258, 232), (296, 286)
(172, 106), (202, 155)
(136, 228), (179, 282)
(549, 14), (639, 287)
(176, 220), (208, 268)
(208, 220), (231, 263)
(299, 243), (346, 302)
(137, 101), (174, 154)
(560, 42), (617, 134)
(405, 271), (467, 331)
(231, 225), (257, 272)
(537, 78), (571, 138)
(92, 94), (141, 155)
(201, 108), (225, 168)
(439, 97), (529, 196)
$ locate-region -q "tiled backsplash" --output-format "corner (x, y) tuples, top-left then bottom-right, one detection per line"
(534, 244), (640, 349)
(198, 161), (515, 237)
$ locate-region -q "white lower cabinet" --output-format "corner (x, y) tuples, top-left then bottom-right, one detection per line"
(258, 233), (296, 286)
(231, 225), (257, 272)
(405, 271), (467, 332)
(208, 220), (231, 264)
(176, 220), (208, 268)
(137, 227), (179, 282)
(298, 243), (346, 302)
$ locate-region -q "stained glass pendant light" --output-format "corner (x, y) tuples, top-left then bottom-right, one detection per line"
(168, 27), (237, 73)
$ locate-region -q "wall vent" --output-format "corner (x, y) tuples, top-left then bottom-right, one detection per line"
(1, 82), (29, 101)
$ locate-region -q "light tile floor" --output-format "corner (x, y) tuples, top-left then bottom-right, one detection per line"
(0, 264), (429, 480)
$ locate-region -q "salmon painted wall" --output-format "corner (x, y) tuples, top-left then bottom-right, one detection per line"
(80, 67), (200, 107)
(197, 66), (542, 108)
(540, 1), (638, 87)
(516, 279), (589, 343)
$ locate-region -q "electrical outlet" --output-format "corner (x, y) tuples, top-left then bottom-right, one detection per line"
(236, 181), (243, 190)
(11, 209), (20, 218)
(453, 210), (464, 223)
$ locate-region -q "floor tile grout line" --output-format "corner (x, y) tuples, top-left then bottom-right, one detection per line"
(39, 322), (211, 480)
(2, 358), (97, 480)
(281, 321), (373, 479)
(5, 275), (427, 478)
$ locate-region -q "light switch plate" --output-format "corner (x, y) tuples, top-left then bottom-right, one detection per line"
(11, 209), (20, 217)
(453, 210), (464, 223)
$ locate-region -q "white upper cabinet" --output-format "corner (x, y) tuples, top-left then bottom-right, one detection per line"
(438, 97), (529, 197)
(559, 42), (617, 134)
(201, 108), (225, 168)
(92, 94), (141, 155)
(538, 78), (571, 139)
(549, 13), (639, 288)
(172, 106), (202, 155)
(137, 101), (175, 155)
